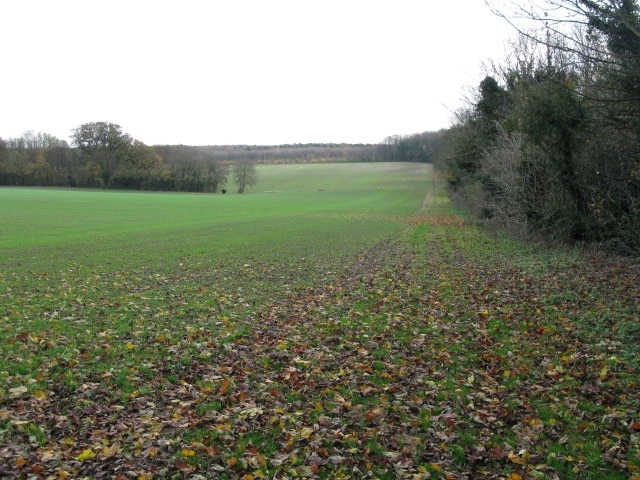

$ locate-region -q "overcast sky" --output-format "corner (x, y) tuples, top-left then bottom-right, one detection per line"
(1, 1), (517, 146)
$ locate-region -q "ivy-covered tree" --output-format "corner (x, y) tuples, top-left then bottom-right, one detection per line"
(477, 76), (510, 121)
(521, 70), (591, 235)
(582, 0), (640, 106)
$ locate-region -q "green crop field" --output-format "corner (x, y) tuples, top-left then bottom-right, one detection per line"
(1, 162), (639, 479)
(1, 162), (431, 273)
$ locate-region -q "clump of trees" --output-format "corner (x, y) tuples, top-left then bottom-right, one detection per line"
(377, 131), (444, 163)
(0, 123), (229, 192)
(0, 132), (71, 187)
(71, 122), (171, 190)
(154, 145), (228, 193)
(438, 0), (640, 253)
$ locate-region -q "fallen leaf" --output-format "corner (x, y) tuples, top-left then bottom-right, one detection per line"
(508, 452), (527, 466)
(9, 386), (28, 398)
(181, 448), (196, 457)
(76, 448), (96, 461)
(175, 458), (195, 474)
(101, 443), (120, 459)
(32, 390), (48, 401)
(300, 427), (314, 439)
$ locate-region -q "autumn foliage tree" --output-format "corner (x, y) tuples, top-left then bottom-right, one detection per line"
(0, 132), (70, 186)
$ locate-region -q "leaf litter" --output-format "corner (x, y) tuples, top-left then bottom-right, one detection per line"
(1, 216), (639, 479)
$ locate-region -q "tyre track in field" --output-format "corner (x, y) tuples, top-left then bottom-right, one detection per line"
(419, 189), (434, 211)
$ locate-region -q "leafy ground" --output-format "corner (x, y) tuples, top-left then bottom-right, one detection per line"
(1, 168), (640, 479)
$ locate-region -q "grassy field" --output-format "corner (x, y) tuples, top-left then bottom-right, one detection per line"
(1, 162), (639, 479)
(1, 163), (428, 271)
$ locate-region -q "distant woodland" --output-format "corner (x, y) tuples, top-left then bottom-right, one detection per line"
(0, 123), (442, 192)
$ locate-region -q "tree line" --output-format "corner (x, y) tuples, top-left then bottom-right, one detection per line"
(436, 0), (640, 253)
(0, 124), (440, 193)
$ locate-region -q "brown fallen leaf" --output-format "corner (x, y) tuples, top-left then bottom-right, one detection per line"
(101, 442), (120, 459)
(175, 458), (195, 474)
(488, 445), (507, 459)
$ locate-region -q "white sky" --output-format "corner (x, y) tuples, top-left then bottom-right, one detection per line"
(1, 1), (517, 146)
